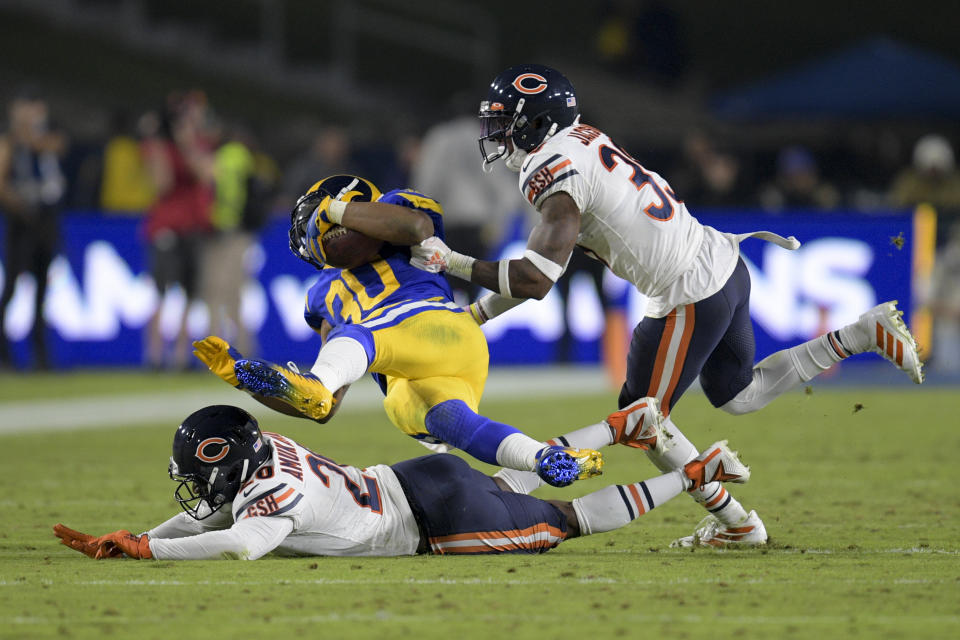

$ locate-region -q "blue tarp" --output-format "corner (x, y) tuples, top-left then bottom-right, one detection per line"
(712, 37), (960, 119)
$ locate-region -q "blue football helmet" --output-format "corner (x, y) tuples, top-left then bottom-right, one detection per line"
(288, 174), (382, 270)
(169, 405), (272, 520)
(479, 64), (579, 170)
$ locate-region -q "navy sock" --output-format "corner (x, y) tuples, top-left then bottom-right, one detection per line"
(424, 400), (521, 465)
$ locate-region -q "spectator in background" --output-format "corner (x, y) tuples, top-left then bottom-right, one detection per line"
(758, 145), (839, 212)
(280, 126), (355, 204)
(595, 0), (688, 87)
(889, 134), (960, 216)
(928, 221), (960, 374)
(0, 88), (67, 370)
(141, 91), (215, 371)
(201, 120), (277, 358)
(412, 114), (528, 301)
(100, 109), (155, 214)
(670, 131), (745, 207)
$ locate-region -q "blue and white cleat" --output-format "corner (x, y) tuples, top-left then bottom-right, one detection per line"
(235, 359), (335, 420)
(534, 446), (603, 488)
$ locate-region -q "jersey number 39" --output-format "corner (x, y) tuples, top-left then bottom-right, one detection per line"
(598, 142), (681, 221)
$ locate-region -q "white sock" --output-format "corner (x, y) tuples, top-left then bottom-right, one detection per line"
(646, 416), (750, 527)
(310, 337), (369, 390)
(644, 415), (698, 473)
(691, 482), (749, 526)
(572, 470), (687, 535)
(493, 421), (614, 494)
(721, 330), (854, 416)
(495, 432), (546, 471)
(545, 421), (615, 449)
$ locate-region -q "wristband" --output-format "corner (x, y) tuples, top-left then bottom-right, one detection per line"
(467, 302), (488, 325)
(446, 251), (476, 280)
(326, 199), (348, 224)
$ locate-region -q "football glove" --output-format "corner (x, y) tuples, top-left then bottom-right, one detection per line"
(193, 336), (244, 388)
(410, 237), (476, 280)
(409, 236), (451, 273)
(53, 523), (121, 559)
(95, 530), (153, 560)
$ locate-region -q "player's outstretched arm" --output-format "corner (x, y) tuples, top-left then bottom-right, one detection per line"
(411, 192), (580, 301)
(320, 197), (434, 245)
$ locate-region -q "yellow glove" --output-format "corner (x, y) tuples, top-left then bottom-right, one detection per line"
(192, 336), (244, 388)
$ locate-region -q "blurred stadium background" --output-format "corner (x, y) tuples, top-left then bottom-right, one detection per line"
(1, 0), (960, 385)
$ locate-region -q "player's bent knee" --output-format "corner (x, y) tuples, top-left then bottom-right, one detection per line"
(717, 377), (769, 415)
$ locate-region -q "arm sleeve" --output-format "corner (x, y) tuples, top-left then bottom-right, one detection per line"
(144, 507), (234, 539)
(148, 516), (295, 561)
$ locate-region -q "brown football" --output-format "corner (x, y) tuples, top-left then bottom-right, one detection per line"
(321, 225), (383, 269)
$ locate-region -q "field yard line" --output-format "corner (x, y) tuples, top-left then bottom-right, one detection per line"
(3, 613), (958, 626)
(2, 575), (955, 587)
(0, 366), (610, 435)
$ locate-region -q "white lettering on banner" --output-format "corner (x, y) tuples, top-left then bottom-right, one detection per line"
(1, 274), (36, 340)
(797, 238), (875, 334)
(1, 242), (282, 342)
(743, 238), (874, 340)
(46, 243), (157, 340)
(269, 275), (319, 340)
(1, 235), (878, 351)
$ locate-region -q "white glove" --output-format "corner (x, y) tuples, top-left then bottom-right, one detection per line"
(410, 237), (476, 280)
(410, 236), (450, 273)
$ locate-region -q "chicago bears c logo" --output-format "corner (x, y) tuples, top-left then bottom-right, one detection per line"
(512, 73), (548, 95)
(196, 437), (230, 463)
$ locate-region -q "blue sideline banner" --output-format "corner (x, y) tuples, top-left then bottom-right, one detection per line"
(0, 209), (915, 368)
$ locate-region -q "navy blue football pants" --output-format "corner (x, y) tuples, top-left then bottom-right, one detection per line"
(392, 454), (568, 555)
(619, 257), (755, 415)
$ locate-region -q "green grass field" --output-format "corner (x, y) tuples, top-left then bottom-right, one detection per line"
(1, 372), (958, 639)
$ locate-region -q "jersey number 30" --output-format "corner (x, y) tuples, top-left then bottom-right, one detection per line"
(598, 142), (680, 221)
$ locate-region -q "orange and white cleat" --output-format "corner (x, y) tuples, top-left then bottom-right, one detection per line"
(670, 510), (768, 548)
(606, 397), (669, 451)
(856, 301), (923, 384)
(682, 440), (751, 492)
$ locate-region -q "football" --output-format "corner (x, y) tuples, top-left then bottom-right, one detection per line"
(321, 225), (383, 269)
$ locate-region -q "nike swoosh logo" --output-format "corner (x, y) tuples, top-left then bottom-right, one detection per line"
(242, 485), (256, 497)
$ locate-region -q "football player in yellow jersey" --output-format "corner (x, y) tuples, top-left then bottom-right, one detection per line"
(193, 174), (603, 488)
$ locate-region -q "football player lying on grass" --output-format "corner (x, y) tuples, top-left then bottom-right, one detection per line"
(54, 405), (750, 560)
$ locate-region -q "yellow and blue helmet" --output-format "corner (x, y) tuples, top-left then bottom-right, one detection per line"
(288, 174), (382, 270)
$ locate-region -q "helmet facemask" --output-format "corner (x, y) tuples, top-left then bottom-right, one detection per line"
(169, 456), (251, 520)
(289, 189), (331, 270)
(479, 97), (558, 172)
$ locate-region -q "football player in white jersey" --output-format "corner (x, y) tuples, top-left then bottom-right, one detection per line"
(54, 405), (751, 560)
(410, 64), (923, 547)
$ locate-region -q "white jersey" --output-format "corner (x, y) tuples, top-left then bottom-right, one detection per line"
(147, 433), (421, 560)
(518, 122), (741, 318)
